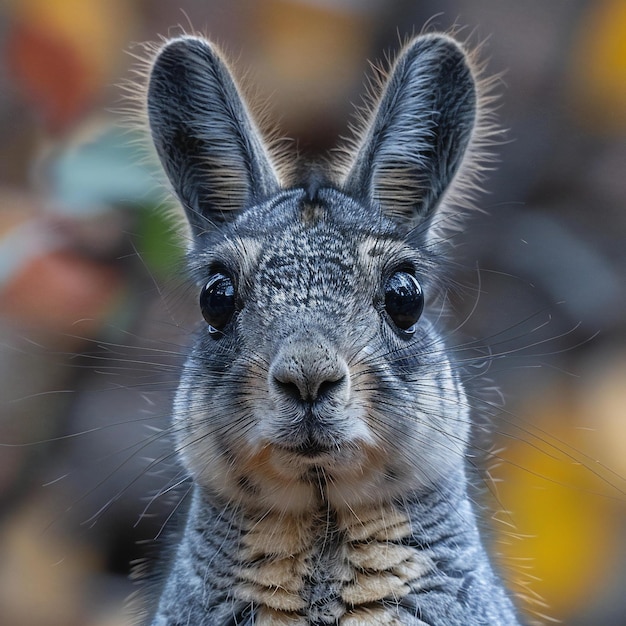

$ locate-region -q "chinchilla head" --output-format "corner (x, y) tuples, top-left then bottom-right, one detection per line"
(146, 33), (495, 515)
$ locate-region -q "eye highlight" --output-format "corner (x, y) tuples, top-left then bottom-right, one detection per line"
(384, 270), (424, 334)
(200, 272), (236, 335)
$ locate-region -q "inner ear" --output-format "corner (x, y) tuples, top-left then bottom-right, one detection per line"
(147, 37), (280, 235)
(342, 34), (477, 232)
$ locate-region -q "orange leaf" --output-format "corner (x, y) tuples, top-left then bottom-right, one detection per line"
(6, 19), (98, 134)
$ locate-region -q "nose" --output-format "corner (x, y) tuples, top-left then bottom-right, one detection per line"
(270, 335), (349, 404)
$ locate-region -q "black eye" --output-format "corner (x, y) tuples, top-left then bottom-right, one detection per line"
(384, 271), (424, 334)
(200, 272), (236, 335)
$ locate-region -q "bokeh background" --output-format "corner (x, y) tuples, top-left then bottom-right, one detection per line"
(0, 1), (625, 624)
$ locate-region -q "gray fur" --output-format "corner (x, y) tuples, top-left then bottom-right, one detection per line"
(343, 35), (476, 231)
(145, 33), (521, 625)
(147, 37), (280, 233)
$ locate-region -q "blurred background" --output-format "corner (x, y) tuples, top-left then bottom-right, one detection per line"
(0, 0), (625, 624)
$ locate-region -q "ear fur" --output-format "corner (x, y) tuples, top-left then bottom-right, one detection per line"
(147, 36), (279, 235)
(342, 34), (482, 237)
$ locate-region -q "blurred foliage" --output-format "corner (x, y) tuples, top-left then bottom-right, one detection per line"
(494, 391), (622, 617)
(570, 0), (626, 131)
(49, 128), (160, 216)
(6, 0), (135, 134)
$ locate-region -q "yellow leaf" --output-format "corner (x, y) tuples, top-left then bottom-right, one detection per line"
(569, 0), (626, 131)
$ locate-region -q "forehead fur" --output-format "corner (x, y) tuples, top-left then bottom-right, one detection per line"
(187, 185), (439, 334)
(191, 186), (428, 277)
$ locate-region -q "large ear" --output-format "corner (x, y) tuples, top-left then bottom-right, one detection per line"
(147, 36), (280, 235)
(342, 34), (478, 236)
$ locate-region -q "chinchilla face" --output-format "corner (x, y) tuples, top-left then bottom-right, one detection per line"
(146, 34), (490, 515)
(171, 186), (470, 514)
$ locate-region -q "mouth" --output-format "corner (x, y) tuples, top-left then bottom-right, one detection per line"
(263, 408), (369, 469)
(272, 437), (335, 460)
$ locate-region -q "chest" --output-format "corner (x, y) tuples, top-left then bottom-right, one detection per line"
(230, 504), (435, 625)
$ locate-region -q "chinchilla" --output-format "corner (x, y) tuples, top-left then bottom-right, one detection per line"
(141, 30), (521, 626)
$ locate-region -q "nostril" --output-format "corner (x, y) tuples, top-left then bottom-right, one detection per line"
(271, 370), (347, 404)
(273, 377), (305, 402)
(317, 375), (346, 401)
